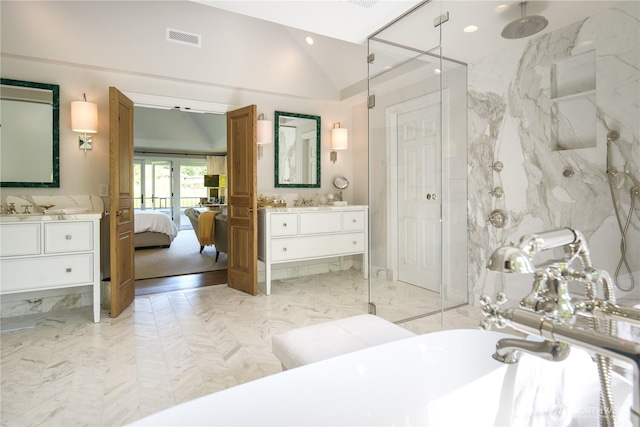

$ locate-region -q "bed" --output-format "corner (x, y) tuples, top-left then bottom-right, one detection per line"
(134, 210), (179, 249)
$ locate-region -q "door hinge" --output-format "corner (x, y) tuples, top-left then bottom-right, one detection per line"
(368, 95), (376, 109)
(434, 11), (449, 27)
(367, 53), (375, 64)
(368, 302), (377, 315)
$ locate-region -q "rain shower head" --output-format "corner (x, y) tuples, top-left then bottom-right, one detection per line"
(501, 2), (549, 39)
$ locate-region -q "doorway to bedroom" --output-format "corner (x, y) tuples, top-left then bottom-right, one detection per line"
(133, 155), (227, 285)
(134, 157), (208, 231)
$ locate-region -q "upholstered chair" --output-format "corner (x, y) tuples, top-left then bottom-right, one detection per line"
(183, 208), (228, 261)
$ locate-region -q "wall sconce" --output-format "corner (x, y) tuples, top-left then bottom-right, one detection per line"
(257, 113), (273, 160)
(71, 93), (97, 152)
(330, 122), (348, 163)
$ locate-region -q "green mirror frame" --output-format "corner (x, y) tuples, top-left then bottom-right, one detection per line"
(274, 111), (321, 188)
(0, 78), (60, 188)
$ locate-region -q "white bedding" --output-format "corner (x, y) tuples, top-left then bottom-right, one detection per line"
(134, 210), (179, 241)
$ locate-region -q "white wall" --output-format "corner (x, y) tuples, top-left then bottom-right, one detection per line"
(0, 56), (359, 200)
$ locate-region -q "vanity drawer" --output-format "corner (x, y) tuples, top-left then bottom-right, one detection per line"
(270, 214), (298, 237)
(299, 212), (341, 235)
(0, 253), (94, 293)
(0, 223), (41, 257)
(343, 211), (365, 231)
(44, 222), (93, 253)
(270, 232), (365, 262)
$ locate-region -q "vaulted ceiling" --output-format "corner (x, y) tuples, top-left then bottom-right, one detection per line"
(2, 1), (627, 154)
(197, 1), (628, 94)
(2, 1), (626, 103)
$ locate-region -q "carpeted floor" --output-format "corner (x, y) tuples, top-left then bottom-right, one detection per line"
(135, 230), (227, 280)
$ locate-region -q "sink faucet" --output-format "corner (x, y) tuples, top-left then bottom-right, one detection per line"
(481, 228), (640, 427)
(4, 202), (17, 214)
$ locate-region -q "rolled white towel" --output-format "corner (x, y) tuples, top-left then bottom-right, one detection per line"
(504, 339), (626, 427)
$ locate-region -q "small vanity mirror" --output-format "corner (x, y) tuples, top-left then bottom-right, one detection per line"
(1, 79), (60, 187)
(333, 176), (349, 204)
(333, 176), (349, 190)
(275, 111), (320, 188)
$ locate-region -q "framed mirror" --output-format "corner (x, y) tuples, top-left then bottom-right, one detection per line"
(1, 78), (60, 188)
(274, 111), (320, 188)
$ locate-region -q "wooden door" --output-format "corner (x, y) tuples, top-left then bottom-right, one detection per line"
(109, 87), (135, 316)
(226, 105), (258, 295)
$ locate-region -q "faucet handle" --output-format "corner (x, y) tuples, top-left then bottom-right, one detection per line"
(480, 293), (508, 330)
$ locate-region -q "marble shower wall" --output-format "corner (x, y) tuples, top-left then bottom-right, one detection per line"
(468, 3), (640, 304)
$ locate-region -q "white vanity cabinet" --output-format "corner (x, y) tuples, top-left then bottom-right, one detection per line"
(0, 214), (102, 322)
(258, 206), (368, 295)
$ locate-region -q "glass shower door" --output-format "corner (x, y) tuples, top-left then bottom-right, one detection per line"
(368, 0), (449, 323)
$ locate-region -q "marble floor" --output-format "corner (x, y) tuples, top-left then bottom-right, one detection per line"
(0, 270), (484, 427)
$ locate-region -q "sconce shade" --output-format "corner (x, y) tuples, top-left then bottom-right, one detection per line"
(71, 101), (98, 133)
(257, 119), (273, 145)
(331, 127), (348, 150)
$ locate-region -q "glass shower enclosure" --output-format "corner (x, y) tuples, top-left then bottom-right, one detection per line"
(367, 0), (469, 324)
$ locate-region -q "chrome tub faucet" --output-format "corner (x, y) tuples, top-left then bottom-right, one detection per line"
(481, 228), (640, 427)
(493, 337), (570, 364)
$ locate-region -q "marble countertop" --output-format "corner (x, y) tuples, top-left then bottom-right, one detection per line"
(0, 211), (103, 222)
(0, 195), (104, 222)
(259, 204), (368, 212)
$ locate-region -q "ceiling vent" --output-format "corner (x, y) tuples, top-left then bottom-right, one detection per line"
(346, 0), (380, 9)
(166, 28), (202, 47)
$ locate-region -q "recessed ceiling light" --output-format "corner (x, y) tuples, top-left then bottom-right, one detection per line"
(434, 68), (441, 75)
(494, 4), (509, 13)
(305, 36), (314, 45)
(464, 25), (479, 33)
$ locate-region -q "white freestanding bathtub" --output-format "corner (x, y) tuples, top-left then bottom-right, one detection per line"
(130, 329), (633, 426)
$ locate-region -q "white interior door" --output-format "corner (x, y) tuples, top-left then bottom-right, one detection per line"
(396, 98), (441, 292)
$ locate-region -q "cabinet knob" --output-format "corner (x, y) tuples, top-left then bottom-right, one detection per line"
(282, 223), (287, 227)
(353, 241), (357, 245)
(66, 268), (72, 273)
(352, 219), (356, 223)
(282, 247), (287, 252)
(66, 235), (72, 240)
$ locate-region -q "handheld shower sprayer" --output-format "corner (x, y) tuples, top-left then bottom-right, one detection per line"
(605, 129), (637, 292)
